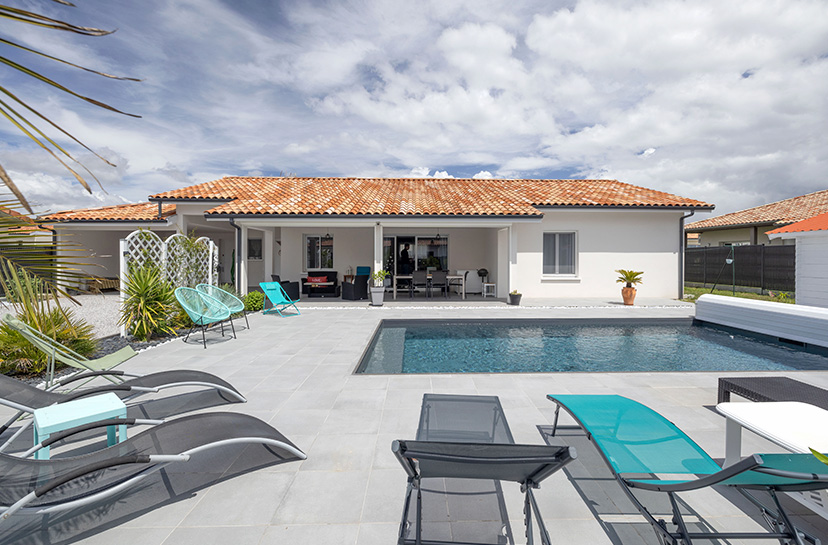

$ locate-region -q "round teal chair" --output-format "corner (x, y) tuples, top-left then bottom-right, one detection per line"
(196, 283), (248, 329)
(174, 287), (233, 348)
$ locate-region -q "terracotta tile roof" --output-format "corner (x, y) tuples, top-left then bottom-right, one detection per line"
(767, 211), (828, 235)
(686, 189), (828, 231)
(42, 202), (176, 222)
(1, 208), (51, 232)
(149, 177), (712, 216)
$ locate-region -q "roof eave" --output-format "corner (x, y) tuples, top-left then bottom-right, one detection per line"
(685, 219), (787, 232)
(535, 204), (715, 211)
(204, 213), (543, 220)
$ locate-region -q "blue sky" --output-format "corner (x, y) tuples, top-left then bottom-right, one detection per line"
(2, 0), (827, 217)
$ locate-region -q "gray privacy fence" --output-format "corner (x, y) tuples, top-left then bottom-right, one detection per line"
(684, 245), (795, 292)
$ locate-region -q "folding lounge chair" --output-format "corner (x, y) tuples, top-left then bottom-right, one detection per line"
(259, 281), (300, 317)
(175, 287), (235, 348)
(0, 368), (247, 452)
(2, 313), (138, 387)
(0, 412), (305, 526)
(196, 283), (249, 329)
(393, 394), (575, 545)
(547, 394), (828, 545)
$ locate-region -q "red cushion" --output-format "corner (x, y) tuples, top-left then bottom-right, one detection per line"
(306, 276), (328, 283)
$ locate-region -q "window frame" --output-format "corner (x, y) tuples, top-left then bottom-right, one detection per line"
(542, 231), (578, 277)
(303, 234), (334, 272)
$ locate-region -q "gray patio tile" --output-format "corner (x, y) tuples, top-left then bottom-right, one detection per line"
(321, 407), (383, 434)
(282, 389), (341, 411)
(373, 433), (404, 469)
(73, 527), (173, 545)
(342, 375), (390, 390)
(387, 376), (433, 390)
(161, 525), (266, 545)
(355, 522), (399, 545)
(269, 409), (330, 437)
(378, 408), (420, 436)
(361, 469), (408, 523)
(271, 470), (369, 524)
(334, 389), (386, 410)
(382, 388), (429, 409)
(430, 375), (478, 392)
(180, 471), (294, 526)
(260, 523), (359, 545)
(300, 433), (377, 471)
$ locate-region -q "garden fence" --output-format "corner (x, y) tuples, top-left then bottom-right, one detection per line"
(684, 245), (795, 292)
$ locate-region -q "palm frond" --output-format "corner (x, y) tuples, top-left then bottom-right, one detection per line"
(0, 37), (141, 81)
(0, 5), (111, 35)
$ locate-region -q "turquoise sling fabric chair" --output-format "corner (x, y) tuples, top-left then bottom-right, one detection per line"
(174, 287), (234, 348)
(259, 282), (300, 317)
(196, 283), (249, 329)
(547, 394), (828, 545)
(2, 313), (137, 388)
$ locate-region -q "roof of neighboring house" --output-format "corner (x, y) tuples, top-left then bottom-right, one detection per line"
(1, 208), (51, 232)
(767, 211), (828, 235)
(147, 177), (713, 217)
(42, 202), (176, 222)
(685, 189), (828, 232)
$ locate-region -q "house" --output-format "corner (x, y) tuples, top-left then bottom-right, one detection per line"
(42, 177), (713, 299)
(685, 189), (828, 247)
(767, 212), (828, 308)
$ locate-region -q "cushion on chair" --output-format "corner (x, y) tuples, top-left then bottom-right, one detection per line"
(306, 276), (328, 284)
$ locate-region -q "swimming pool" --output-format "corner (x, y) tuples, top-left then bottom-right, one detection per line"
(355, 318), (828, 374)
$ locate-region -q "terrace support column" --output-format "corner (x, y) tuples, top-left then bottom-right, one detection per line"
(263, 228), (275, 283)
(373, 223), (383, 274)
(240, 224), (249, 295)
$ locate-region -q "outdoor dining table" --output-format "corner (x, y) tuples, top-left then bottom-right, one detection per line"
(392, 274), (465, 300)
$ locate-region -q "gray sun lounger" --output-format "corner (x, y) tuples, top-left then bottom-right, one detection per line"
(393, 394), (575, 545)
(0, 412), (305, 525)
(0, 369), (246, 451)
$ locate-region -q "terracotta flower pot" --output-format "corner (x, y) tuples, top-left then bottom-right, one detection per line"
(621, 286), (637, 306)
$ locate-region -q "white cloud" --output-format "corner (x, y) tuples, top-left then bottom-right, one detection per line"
(0, 0), (826, 216)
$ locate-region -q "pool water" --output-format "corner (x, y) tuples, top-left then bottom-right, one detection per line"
(356, 319), (828, 374)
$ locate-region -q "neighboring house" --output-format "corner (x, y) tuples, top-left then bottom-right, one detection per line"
(685, 189), (828, 247)
(767, 212), (828, 308)
(42, 177), (713, 299)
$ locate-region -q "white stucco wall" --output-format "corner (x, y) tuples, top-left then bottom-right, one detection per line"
(512, 209), (684, 299)
(794, 234), (828, 308)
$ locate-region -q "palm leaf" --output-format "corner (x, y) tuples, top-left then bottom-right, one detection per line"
(0, 37), (141, 81)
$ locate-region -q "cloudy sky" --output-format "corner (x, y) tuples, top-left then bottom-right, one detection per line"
(2, 0), (827, 217)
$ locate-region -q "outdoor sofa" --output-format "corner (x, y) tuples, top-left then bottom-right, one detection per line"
(301, 271), (340, 297)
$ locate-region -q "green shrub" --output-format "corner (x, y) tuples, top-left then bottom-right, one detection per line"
(243, 291), (264, 312)
(0, 308), (96, 375)
(118, 265), (176, 341)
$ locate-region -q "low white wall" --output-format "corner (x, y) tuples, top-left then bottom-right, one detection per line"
(796, 235), (828, 308)
(695, 293), (828, 348)
(512, 209), (683, 298)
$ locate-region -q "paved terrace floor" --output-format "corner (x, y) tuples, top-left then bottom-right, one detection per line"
(3, 297), (828, 545)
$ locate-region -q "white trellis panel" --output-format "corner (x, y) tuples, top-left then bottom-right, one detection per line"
(119, 230), (218, 337)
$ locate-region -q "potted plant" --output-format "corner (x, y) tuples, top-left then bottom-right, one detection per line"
(508, 289), (522, 306)
(370, 270), (389, 306)
(615, 269), (643, 305)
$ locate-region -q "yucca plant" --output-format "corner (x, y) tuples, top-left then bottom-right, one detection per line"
(118, 265), (176, 341)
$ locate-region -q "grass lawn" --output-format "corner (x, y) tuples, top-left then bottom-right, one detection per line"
(681, 286), (794, 304)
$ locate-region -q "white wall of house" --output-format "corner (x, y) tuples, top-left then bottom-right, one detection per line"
(512, 209), (683, 299)
(767, 231), (828, 308)
(696, 226), (792, 247)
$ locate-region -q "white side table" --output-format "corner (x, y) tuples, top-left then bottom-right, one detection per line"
(482, 283), (496, 298)
(33, 392), (128, 460)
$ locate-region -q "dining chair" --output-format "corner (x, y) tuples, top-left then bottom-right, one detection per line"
(410, 270), (428, 298)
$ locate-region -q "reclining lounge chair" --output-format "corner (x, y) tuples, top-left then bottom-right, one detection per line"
(393, 394), (575, 545)
(547, 393), (828, 545)
(0, 412), (305, 526)
(0, 369), (247, 451)
(2, 313), (138, 387)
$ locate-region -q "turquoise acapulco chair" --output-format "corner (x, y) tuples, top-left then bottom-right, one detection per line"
(259, 282), (300, 317)
(196, 283), (249, 330)
(174, 287), (234, 348)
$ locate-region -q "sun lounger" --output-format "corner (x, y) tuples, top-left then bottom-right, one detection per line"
(393, 393), (575, 545)
(547, 393), (828, 545)
(0, 412), (305, 525)
(0, 369), (247, 452)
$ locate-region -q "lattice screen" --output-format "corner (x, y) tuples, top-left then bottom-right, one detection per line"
(122, 230), (217, 288)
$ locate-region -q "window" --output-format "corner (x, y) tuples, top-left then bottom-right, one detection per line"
(305, 234), (333, 270)
(543, 232), (576, 275)
(416, 235), (448, 270)
(247, 238), (262, 260)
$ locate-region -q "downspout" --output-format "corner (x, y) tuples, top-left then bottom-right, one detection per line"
(679, 210), (695, 300)
(229, 217), (242, 293)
